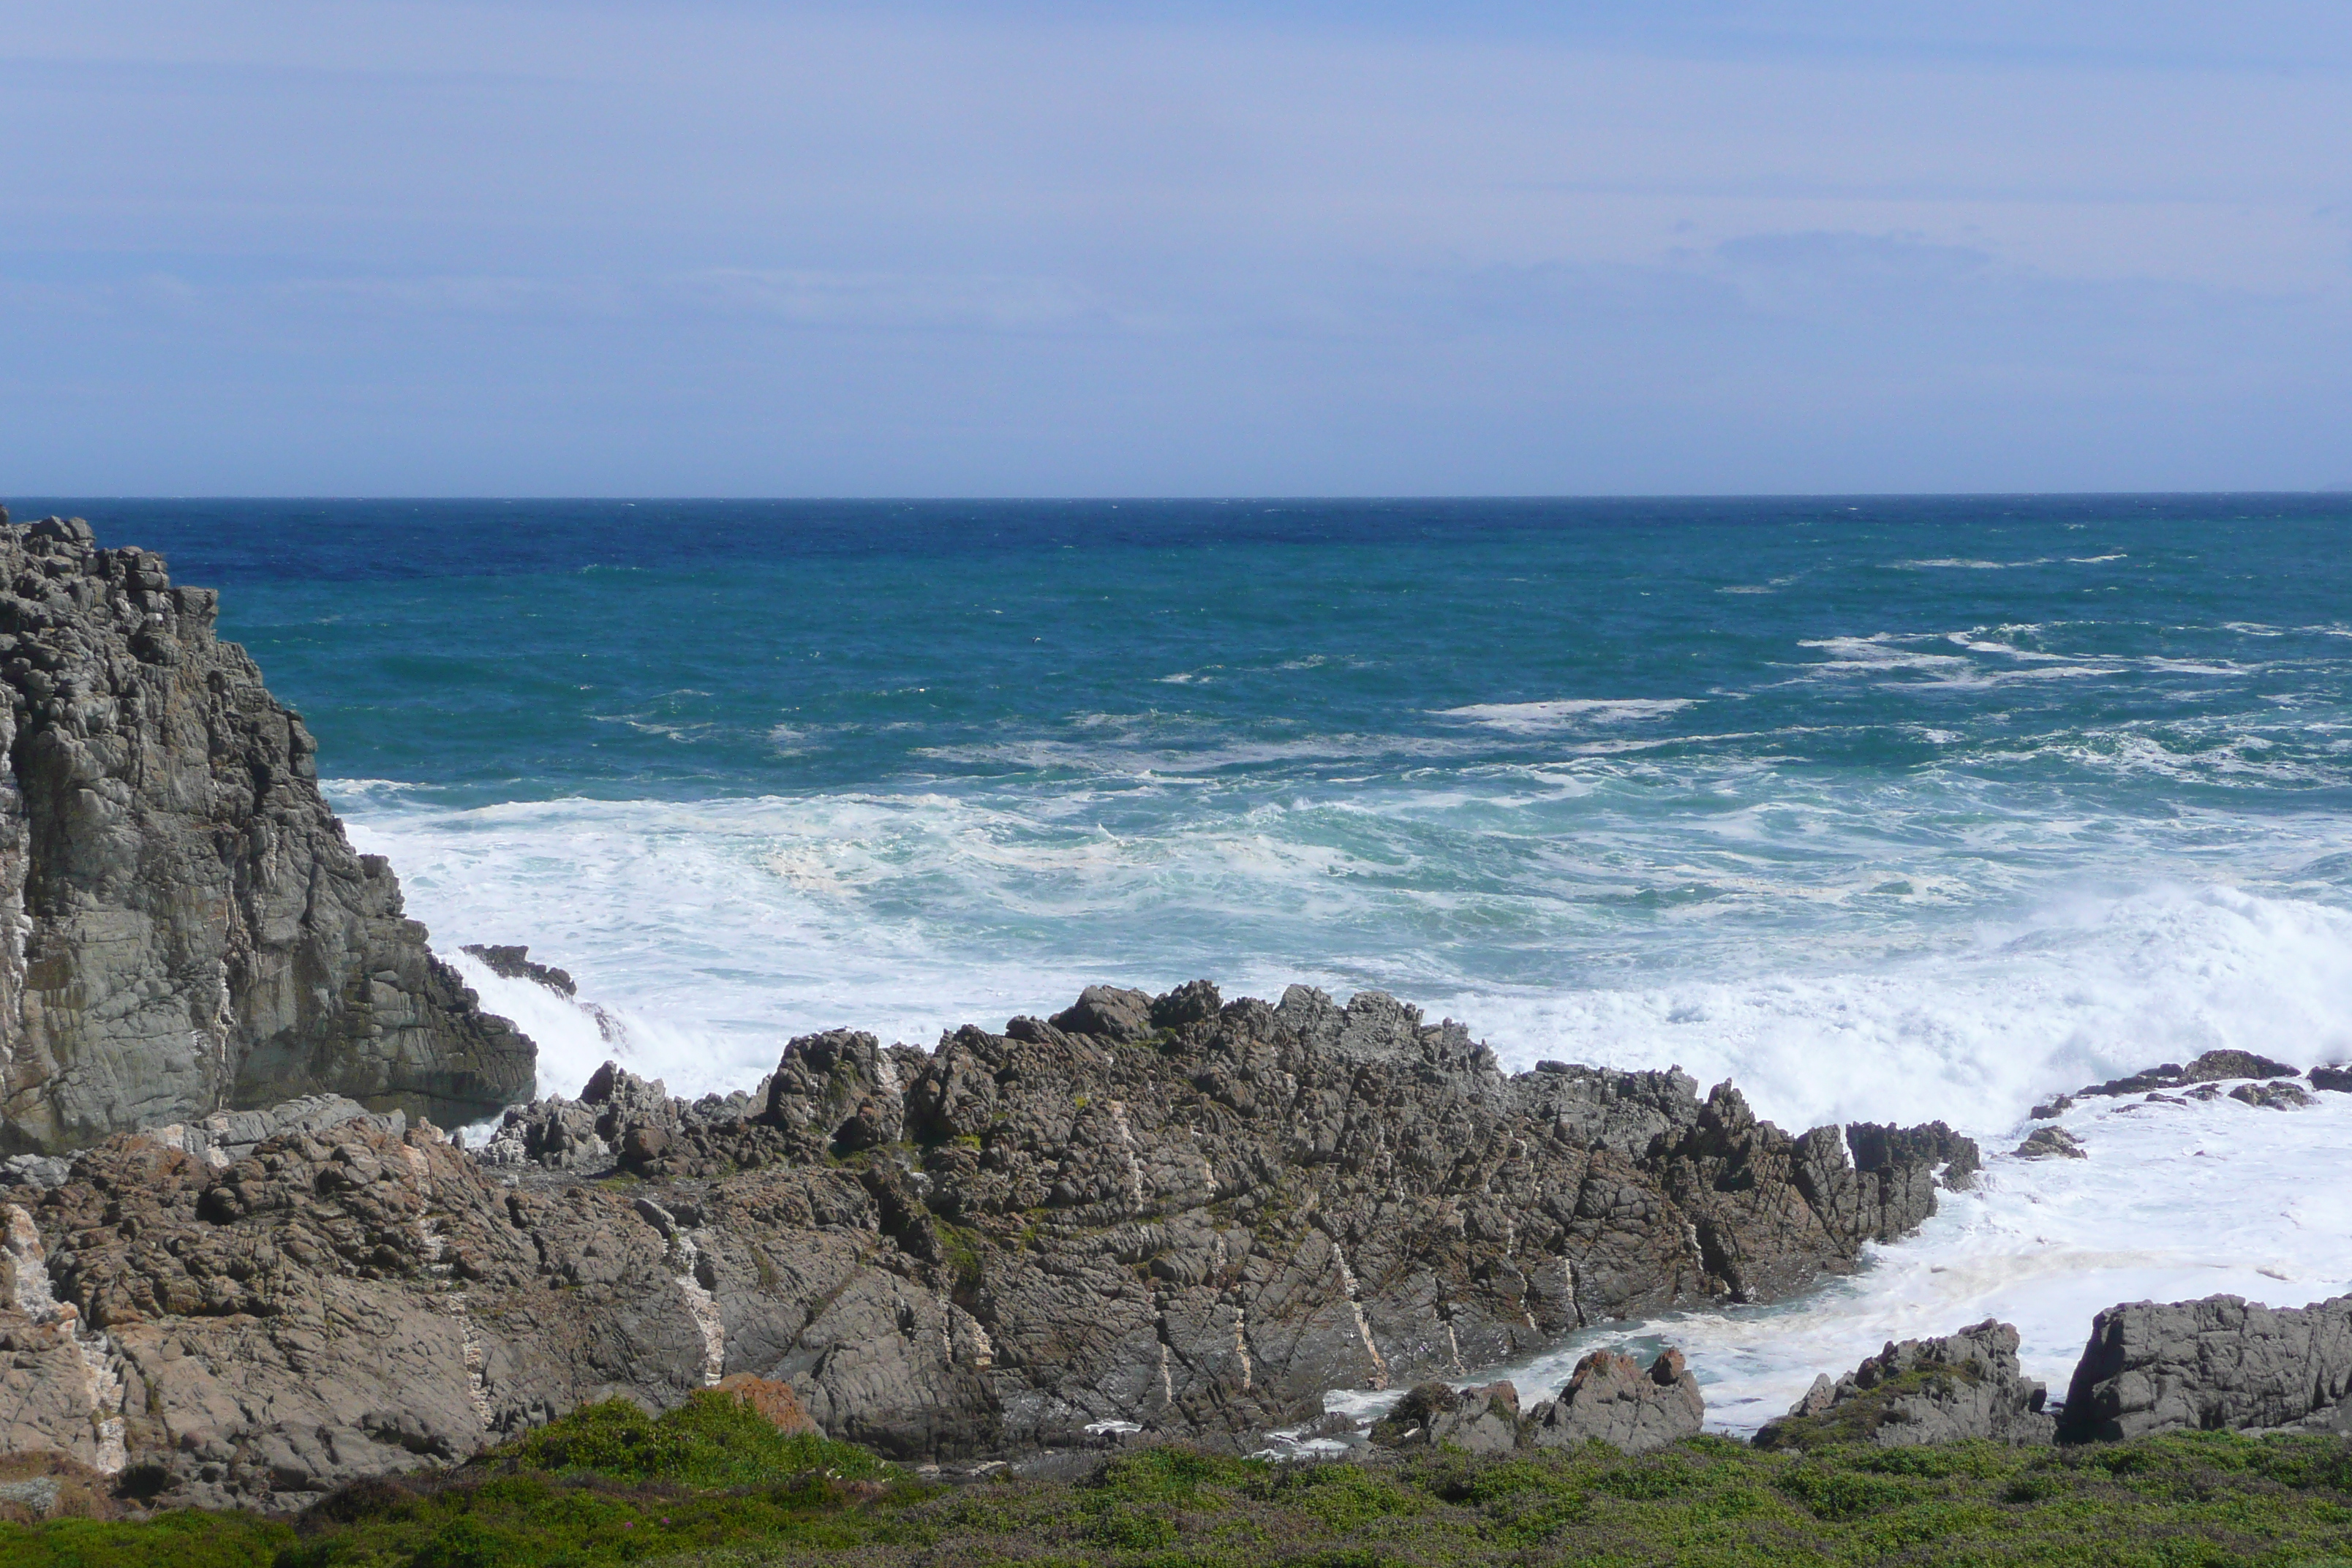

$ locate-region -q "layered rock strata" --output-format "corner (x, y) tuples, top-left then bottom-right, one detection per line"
(1754, 1319), (2053, 1450)
(0, 979), (1971, 1509)
(0, 513), (534, 1148)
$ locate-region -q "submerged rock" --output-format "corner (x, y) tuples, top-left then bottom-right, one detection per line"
(2075, 1049), (2300, 1101)
(0, 514), (535, 1149)
(1754, 1320), (2053, 1450)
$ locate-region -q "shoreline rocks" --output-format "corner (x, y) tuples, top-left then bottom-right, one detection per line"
(0, 513), (535, 1150)
(1754, 1320), (2053, 1450)
(2059, 1294), (2352, 1441)
(0, 976), (1978, 1509)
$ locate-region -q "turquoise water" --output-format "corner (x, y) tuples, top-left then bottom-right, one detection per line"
(26, 495), (2352, 1134)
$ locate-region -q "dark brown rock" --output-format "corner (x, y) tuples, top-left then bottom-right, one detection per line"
(2076, 1049), (2299, 1101)
(461, 944), (576, 998)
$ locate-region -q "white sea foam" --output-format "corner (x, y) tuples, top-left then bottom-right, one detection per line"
(1330, 1086), (2352, 1436)
(1436, 699), (1697, 734)
(1888, 558), (2059, 571)
(338, 775), (2352, 1431)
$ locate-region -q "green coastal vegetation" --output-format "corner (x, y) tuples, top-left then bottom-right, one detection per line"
(4, 1392), (2351, 1568)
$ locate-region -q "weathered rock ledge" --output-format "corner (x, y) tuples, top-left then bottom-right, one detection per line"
(0, 512), (535, 1149)
(0, 976), (1975, 1510)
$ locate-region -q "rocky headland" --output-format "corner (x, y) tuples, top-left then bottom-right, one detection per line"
(0, 511), (534, 1150)
(0, 512), (2345, 1537)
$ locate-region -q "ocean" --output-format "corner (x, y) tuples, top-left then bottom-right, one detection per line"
(28, 494), (2352, 1433)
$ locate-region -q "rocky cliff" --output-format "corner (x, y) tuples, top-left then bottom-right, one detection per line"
(0, 512), (534, 1149)
(0, 978), (1976, 1509)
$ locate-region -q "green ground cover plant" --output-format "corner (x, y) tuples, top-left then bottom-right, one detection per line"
(4, 1394), (2351, 1567)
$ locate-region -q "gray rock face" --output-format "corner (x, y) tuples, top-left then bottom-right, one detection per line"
(1, 1115), (717, 1511)
(1527, 1347), (1703, 1455)
(2058, 1294), (2352, 1441)
(478, 983), (1967, 1458)
(0, 515), (535, 1150)
(1754, 1320), (2052, 1450)
(0, 979), (1974, 1509)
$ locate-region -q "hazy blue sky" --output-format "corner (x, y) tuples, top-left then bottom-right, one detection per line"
(4, 1), (2349, 494)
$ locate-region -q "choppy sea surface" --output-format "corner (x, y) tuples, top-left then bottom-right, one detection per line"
(29, 494), (2352, 1431)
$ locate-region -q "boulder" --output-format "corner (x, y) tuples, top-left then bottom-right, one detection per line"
(2014, 1127), (2086, 1160)
(1049, 985), (1155, 1044)
(1754, 1320), (2053, 1450)
(2058, 1294), (2352, 1441)
(1526, 1348), (1703, 1455)
(2310, 1065), (2352, 1093)
(0, 517), (534, 1150)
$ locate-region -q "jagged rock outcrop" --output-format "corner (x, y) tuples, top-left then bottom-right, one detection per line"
(1527, 1347), (1703, 1454)
(461, 943), (576, 998)
(1754, 1320), (2053, 1450)
(0, 978), (1974, 1509)
(0, 513), (535, 1149)
(480, 981), (1970, 1455)
(2059, 1294), (2352, 1441)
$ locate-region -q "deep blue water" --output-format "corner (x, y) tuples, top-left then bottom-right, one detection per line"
(18, 494), (2352, 1134)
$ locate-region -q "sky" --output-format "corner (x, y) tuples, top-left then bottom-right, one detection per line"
(3, 1), (2350, 496)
